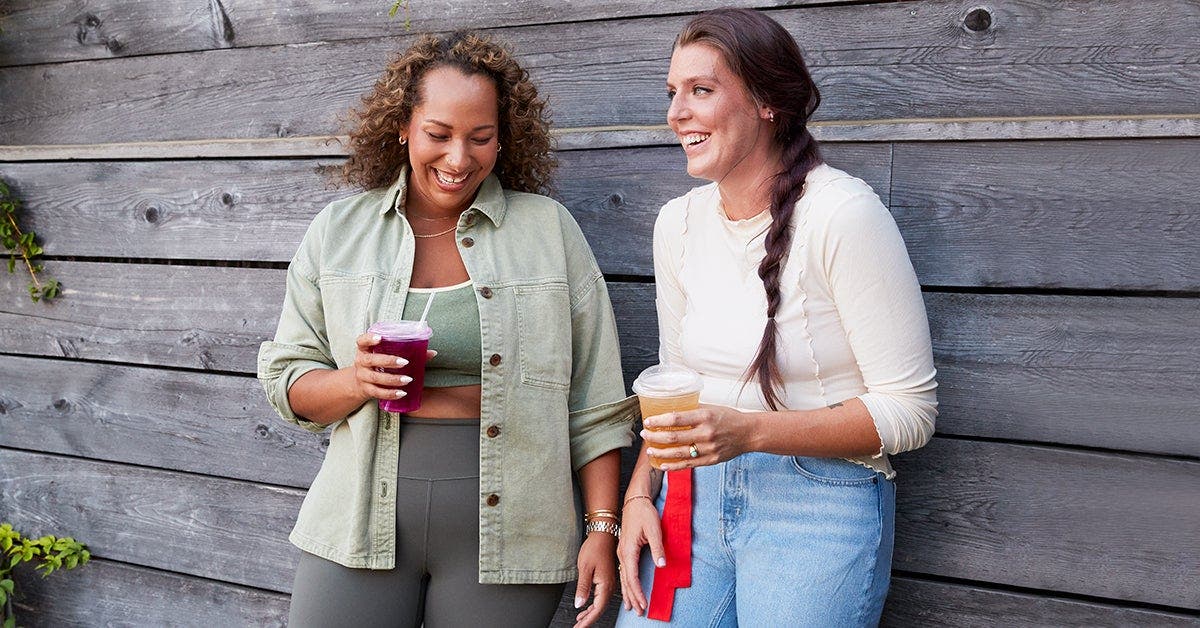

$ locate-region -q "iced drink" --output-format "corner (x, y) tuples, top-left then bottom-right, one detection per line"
(368, 321), (432, 413)
(632, 364), (703, 469)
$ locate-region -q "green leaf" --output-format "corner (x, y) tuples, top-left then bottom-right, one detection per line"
(43, 280), (60, 300)
(0, 579), (11, 594)
(4, 614), (15, 628)
(0, 588), (6, 606)
(19, 232), (33, 247)
(2, 236), (14, 249)
(65, 555), (78, 569)
(80, 549), (90, 563)
(28, 244), (42, 256)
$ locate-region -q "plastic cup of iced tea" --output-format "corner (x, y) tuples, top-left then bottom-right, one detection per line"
(632, 364), (703, 469)
(367, 320), (433, 413)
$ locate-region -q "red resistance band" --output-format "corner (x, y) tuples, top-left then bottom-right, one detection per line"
(647, 468), (693, 621)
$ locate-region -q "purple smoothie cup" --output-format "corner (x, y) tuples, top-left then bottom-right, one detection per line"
(367, 320), (433, 413)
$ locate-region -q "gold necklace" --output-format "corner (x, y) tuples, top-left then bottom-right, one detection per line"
(412, 224), (458, 238)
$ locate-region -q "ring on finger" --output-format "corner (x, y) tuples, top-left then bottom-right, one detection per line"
(689, 443), (699, 458)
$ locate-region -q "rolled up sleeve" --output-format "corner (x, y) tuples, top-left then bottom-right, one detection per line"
(257, 213), (337, 433)
(819, 193), (938, 455)
(564, 267), (637, 470)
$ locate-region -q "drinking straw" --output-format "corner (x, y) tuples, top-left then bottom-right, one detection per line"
(418, 290), (436, 323)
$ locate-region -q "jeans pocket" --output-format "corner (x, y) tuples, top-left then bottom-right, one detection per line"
(791, 456), (881, 486)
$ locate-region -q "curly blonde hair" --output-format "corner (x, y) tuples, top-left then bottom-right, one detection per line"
(341, 31), (556, 195)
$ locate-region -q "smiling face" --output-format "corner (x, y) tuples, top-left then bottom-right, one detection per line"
(403, 65), (500, 218)
(666, 44), (777, 187)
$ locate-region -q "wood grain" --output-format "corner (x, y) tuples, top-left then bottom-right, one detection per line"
(3, 269), (1197, 457)
(11, 558), (290, 627)
(0, 0), (859, 67)
(892, 439), (1200, 608)
(0, 142), (885, 270)
(0, 355), (325, 488)
(3, 1), (1196, 144)
(884, 575), (1200, 626)
(3, 439), (1196, 607)
(0, 450), (304, 593)
(892, 139), (1200, 290)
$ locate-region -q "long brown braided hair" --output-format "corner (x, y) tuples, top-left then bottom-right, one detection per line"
(676, 9), (824, 410)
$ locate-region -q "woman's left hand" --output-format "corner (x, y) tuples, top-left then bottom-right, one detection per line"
(573, 531), (617, 627)
(642, 404), (757, 470)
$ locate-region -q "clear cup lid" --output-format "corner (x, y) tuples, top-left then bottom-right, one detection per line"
(631, 364), (703, 397)
(368, 320), (432, 340)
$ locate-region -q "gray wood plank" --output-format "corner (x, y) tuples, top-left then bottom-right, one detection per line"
(0, 0), (857, 67)
(0, 355), (324, 489)
(892, 139), (1200, 290)
(0, 143), (886, 270)
(926, 292), (1200, 458)
(3, 1), (1196, 145)
(3, 267), (1198, 456)
(0, 261), (284, 371)
(884, 575), (1200, 626)
(3, 440), (1196, 607)
(11, 558), (289, 627)
(0, 449), (304, 593)
(891, 439), (1200, 608)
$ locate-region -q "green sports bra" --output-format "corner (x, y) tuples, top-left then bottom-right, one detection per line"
(401, 280), (483, 387)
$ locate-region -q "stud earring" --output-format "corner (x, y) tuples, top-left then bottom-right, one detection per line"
(767, 111), (776, 122)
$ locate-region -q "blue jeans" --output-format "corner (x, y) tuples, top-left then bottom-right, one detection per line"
(616, 453), (895, 627)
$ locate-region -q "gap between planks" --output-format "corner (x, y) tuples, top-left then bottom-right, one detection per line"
(2, 114), (1199, 161)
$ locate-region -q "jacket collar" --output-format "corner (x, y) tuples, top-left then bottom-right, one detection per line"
(379, 165), (508, 227)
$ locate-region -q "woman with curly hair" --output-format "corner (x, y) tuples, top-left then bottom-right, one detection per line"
(258, 31), (635, 628)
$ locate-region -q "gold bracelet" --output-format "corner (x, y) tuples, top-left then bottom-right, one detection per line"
(623, 494), (653, 508)
(585, 509), (619, 522)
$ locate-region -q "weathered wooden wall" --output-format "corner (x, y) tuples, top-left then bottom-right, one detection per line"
(2, 1), (1197, 625)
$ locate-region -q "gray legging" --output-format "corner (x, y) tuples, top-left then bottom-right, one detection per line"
(288, 418), (563, 628)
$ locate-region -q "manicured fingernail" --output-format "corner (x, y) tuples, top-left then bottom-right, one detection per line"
(395, 358), (408, 366)
(656, 557), (666, 567)
(399, 376), (413, 385)
(639, 430), (648, 438)
(372, 334), (381, 342)
(429, 350), (438, 357)
(574, 596), (584, 609)
(395, 390), (406, 398)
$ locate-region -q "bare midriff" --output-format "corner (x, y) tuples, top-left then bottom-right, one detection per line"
(405, 384), (482, 419)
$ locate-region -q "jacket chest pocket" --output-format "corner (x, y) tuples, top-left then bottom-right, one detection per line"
(320, 275), (374, 368)
(515, 283), (572, 390)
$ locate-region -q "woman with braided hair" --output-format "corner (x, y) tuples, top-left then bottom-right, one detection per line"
(616, 9), (937, 626)
(259, 31), (634, 627)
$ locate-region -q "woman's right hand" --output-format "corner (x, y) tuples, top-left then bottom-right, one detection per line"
(352, 332), (417, 402)
(617, 495), (665, 616)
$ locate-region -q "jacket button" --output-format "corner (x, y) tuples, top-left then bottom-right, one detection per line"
(462, 237), (475, 248)
(480, 286), (493, 299)
(486, 494), (500, 506)
(487, 425), (500, 438)
(489, 353), (502, 366)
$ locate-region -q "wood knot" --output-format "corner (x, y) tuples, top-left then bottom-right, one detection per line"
(254, 424), (271, 438)
(963, 6), (993, 32)
(220, 192), (235, 206)
(144, 206), (160, 223)
(608, 193), (624, 207)
(53, 398), (71, 412)
(85, 14), (101, 28)
(105, 38), (125, 54)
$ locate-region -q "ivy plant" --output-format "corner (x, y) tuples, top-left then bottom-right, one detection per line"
(0, 523), (91, 628)
(389, 0), (412, 28)
(0, 179), (59, 303)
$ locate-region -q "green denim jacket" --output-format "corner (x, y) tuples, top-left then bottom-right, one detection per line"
(257, 168), (637, 584)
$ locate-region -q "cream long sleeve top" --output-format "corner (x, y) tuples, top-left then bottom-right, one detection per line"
(653, 164), (938, 477)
